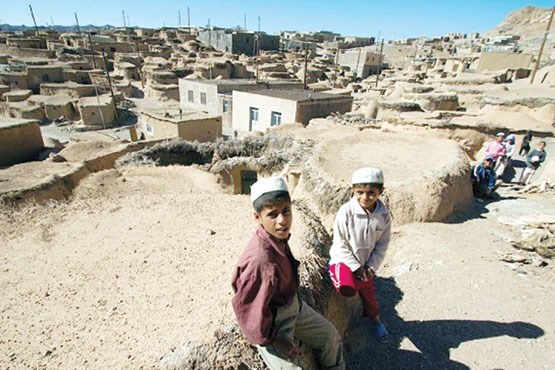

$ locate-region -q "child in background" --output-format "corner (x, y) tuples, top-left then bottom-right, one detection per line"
(472, 154), (496, 197)
(328, 167), (392, 344)
(519, 141), (547, 185)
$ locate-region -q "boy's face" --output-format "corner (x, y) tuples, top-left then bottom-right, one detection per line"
(538, 142), (546, 150)
(484, 159), (494, 168)
(254, 199), (293, 240)
(353, 184), (383, 211)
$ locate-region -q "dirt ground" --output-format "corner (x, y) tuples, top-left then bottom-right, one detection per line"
(0, 165), (317, 369)
(345, 188), (555, 369)
(1, 143), (554, 369)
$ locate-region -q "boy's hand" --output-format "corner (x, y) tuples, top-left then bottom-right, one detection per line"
(355, 267), (374, 281)
(272, 335), (301, 360)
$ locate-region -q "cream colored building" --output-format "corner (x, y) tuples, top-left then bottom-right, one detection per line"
(232, 89), (353, 133)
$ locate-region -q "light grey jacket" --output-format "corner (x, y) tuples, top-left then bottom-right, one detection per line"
(329, 197), (392, 272)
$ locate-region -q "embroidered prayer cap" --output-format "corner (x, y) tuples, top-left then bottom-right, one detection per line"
(496, 132), (505, 137)
(351, 167), (384, 185)
(250, 176), (289, 204)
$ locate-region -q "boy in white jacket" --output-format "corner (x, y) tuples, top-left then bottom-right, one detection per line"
(328, 167), (392, 343)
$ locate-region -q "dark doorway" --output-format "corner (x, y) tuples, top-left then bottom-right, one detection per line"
(241, 170), (257, 195)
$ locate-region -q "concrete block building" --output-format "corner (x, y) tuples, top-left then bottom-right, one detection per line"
(232, 89), (353, 133)
(178, 79), (302, 129)
(198, 29), (279, 56)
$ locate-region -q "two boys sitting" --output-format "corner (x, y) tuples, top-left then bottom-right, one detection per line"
(231, 167), (391, 369)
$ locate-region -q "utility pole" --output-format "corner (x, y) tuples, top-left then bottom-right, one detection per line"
(50, 17), (55, 30)
(376, 38), (384, 87)
(101, 50), (119, 122)
(178, 11), (181, 27)
(87, 33), (97, 69)
(74, 13), (81, 35)
(303, 43), (309, 90)
(258, 16), (260, 33)
(355, 47), (362, 78)
(208, 18), (211, 47)
(122, 10), (126, 28)
(530, 6), (554, 84)
(244, 14), (246, 30)
(187, 7), (191, 29)
(29, 5), (39, 37)
(127, 16), (131, 28)
(255, 35), (259, 83)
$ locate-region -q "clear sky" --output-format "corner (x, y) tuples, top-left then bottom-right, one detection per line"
(0, 1), (553, 39)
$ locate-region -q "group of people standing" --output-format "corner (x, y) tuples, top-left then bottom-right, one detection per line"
(231, 167), (392, 369)
(471, 131), (548, 198)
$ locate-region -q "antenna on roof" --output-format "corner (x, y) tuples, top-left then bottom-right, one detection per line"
(244, 14), (246, 30)
(187, 7), (191, 28)
(50, 17), (55, 30)
(87, 32), (97, 69)
(127, 16), (131, 28)
(74, 12), (81, 35)
(178, 10), (182, 27)
(29, 5), (39, 37)
(258, 16), (260, 33)
(122, 10), (126, 28)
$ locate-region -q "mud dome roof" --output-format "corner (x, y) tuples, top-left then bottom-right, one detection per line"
(292, 124), (474, 225)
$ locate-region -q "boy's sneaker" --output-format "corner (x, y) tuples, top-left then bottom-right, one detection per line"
(373, 321), (389, 344)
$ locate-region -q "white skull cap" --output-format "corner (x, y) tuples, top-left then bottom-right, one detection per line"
(250, 176), (289, 204)
(351, 167), (384, 185)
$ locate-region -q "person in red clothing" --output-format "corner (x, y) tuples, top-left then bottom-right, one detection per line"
(231, 176), (345, 370)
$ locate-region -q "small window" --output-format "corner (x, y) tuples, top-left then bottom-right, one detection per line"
(110, 47), (116, 52)
(223, 99), (229, 113)
(271, 111), (282, 126)
(188, 90), (194, 102)
(200, 92), (207, 105)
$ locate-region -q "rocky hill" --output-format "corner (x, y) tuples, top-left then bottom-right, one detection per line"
(485, 6), (555, 58)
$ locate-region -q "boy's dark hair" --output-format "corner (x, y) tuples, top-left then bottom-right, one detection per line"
(253, 191), (291, 213)
(539, 141), (546, 146)
(352, 183), (384, 191)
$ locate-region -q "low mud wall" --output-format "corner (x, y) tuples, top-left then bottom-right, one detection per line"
(300, 131), (474, 227)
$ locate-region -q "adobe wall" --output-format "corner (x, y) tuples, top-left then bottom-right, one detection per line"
(0, 120), (45, 167)
(296, 96), (354, 124)
(178, 117), (222, 142)
(477, 52), (533, 72)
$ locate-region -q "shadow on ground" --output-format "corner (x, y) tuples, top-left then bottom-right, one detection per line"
(344, 277), (544, 370)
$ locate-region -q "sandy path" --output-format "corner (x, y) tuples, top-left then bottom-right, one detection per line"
(344, 190), (555, 369)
